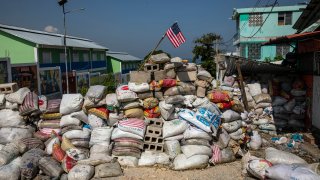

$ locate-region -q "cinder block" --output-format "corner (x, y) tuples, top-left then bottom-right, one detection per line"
(146, 118), (163, 127)
(143, 143), (164, 152)
(144, 63), (159, 72)
(153, 70), (166, 81)
(176, 71), (197, 82)
(130, 71), (151, 83)
(144, 135), (164, 144)
(0, 83), (18, 94)
(145, 126), (162, 137)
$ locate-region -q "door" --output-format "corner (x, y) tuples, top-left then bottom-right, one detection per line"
(313, 76), (320, 129)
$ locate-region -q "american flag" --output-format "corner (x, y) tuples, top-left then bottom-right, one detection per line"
(166, 22), (186, 48)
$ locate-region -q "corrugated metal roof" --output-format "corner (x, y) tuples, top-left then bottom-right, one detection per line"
(263, 31), (320, 45)
(0, 24), (108, 50)
(106, 51), (142, 62)
(293, 0), (320, 32)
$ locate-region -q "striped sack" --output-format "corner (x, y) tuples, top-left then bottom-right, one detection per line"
(19, 92), (39, 116)
(209, 144), (221, 165)
(46, 99), (61, 113)
(113, 137), (144, 149)
(112, 146), (141, 158)
(118, 118), (146, 137)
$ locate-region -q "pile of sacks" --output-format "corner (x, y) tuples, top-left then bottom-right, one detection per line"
(242, 147), (319, 179)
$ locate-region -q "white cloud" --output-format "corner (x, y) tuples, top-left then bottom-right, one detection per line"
(44, 25), (58, 33)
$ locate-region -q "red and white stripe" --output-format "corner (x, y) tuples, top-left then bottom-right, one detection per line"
(210, 144), (221, 164)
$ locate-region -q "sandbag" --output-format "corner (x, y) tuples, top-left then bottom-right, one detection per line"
(77, 154), (113, 166)
(117, 156), (138, 167)
(197, 70), (212, 81)
(0, 157), (21, 180)
(106, 93), (119, 111)
(164, 84), (196, 96)
(114, 137), (144, 149)
(165, 95), (186, 104)
(217, 147), (236, 164)
(137, 91), (153, 100)
(118, 118), (145, 137)
(90, 126), (113, 147)
(112, 146), (141, 158)
(247, 159), (272, 179)
(0, 94), (5, 109)
(121, 100), (142, 110)
(116, 85), (138, 102)
(259, 124), (276, 131)
(90, 143), (112, 156)
(178, 108), (212, 133)
(272, 96), (288, 106)
(183, 126), (212, 141)
(111, 128), (143, 140)
(247, 83), (262, 97)
(0, 109), (24, 127)
(20, 148), (46, 179)
(108, 112), (123, 126)
(291, 89), (307, 97)
(249, 131), (262, 150)
(284, 99), (296, 112)
(181, 138), (210, 147)
(63, 128), (91, 140)
(70, 110), (88, 124)
(124, 108), (144, 119)
(164, 140), (181, 159)
(207, 90), (230, 103)
(222, 109), (241, 123)
(46, 99), (61, 113)
(265, 147), (307, 164)
(88, 107), (109, 120)
(223, 75), (235, 87)
(253, 93), (272, 104)
(128, 82), (150, 93)
(88, 114), (107, 128)
(60, 94), (84, 115)
(229, 128), (243, 140)
(0, 142), (21, 166)
(19, 91), (39, 116)
(150, 53), (170, 64)
(61, 155), (77, 173)
(68, 164), (94, 180)
(138, 151), (170, 166)
(85, 85), (106, 104)
(266, 164), (320, 180)
(5, 87), (30, 104)
(143, 97), (159, 109)
(159, 101), (175, 120)
(0, 126), (34, 144)
(21, 137), (45, 150)
(181, 145), (212, 158)
(39, 157), (63, 178)
(163, 119), (189, 138)
(222, 120), (242, 133)
(60, 114), (81, 127)
(144, 106), (161, 118)
(173, 154), (209, 170)
(94, 161), (123, 178)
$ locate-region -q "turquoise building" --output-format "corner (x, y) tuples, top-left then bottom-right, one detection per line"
(232, 4), (306, 61)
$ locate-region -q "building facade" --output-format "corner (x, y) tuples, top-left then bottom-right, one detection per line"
(0, 24), (108, 94)
(232, 4), (306, 61)
(106, 51), (142, 74)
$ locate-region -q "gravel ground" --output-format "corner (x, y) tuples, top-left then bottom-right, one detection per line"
(116, 161), (243, 180)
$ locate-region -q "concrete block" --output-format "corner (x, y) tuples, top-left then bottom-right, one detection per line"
(130, 71), (151, 83)
(303, 133), (316, 145)
(144, 63), (159, 72)
(176, 71), (197, 82)
(154, 70), (166, 81)
(0, 83), (18, 94)
(144, 135), (164, 144)
(146, 118), (163, 127)
(143, 143), (164, 152)
(145, 125), (162, 137)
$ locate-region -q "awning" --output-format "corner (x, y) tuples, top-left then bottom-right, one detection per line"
(263, 31), (320, 45)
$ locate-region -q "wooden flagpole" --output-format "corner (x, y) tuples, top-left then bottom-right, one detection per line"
(139, 32), (167, 70)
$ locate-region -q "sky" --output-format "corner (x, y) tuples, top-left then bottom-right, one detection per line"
(0, 0), (305, 60)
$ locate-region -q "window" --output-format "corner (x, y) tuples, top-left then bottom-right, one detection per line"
(42, 52), (52, 64)
(100, 53), (104, 60)
(60, 53), (66, 63)
(276, 45), (290, 57)
(73, 53), (79, 62)
(249, 13), (263, 27)
(248, 43), (261, 59)
(278, 12), (292, 25)
(92, 53), (97, 61)
(83, 53), (89, 62)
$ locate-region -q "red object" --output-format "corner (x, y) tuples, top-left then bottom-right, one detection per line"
(264, 31), (320, 45)
(208, 90), (230, 103)
(161, 79), (177, 87)
(166, 22), (186, 48)
(52, 144), (65, 162)
(63, 155), (77, 172)
(144, 106), (161, 118)
(216, 101), (233, 110)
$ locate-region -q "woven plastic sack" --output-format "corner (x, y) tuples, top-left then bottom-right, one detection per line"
(128, 82), (150, 93)
(265, 147), (307, 164)
(60, 94), (84, 115)
(39, 157), (64, 178)
(116, 85), (138, 102)
(20, 148), (46, 179)
(94, 161), (123, 178)
(247, 159), (273, 179)
(163, 119), (189, 138)
(0, 109), (24, 127)
(88, 114), (107, 128)
(0, 126), (34, 144)
(19, 91), (39, 116)
(122, 100), (142, 110)
(181, 145), (212, 158)
(266, 164), (320, 180)
(68, 164), (94, 180)
(60, 114), (81, 128)
(111, 128), (143, 140)
(61, 155), (77, 173)
(183, 126), (212, 141)
(222, 120), (242, 133)
(164, 84), (196, 96)
(63, 128), (91, 140)
(138, 151), (170, 166)
(207, 90), (230, 103)
(89, 126), (113, 147)
(117, 156), (138, 167)
(197, 70), (212, 81)
(144, 106), (161, 118)
(272, 96), (288, 106)
(118, 118), (145, 137)
(105, 93), (119, 111)
(222, 109), (241, 123)
(124, 108), (144, 119)
(143, 97), (159, 109)
(247, 83), (262, 97)
(85, 85), (106, 104)
(159, 101), (174, 120)
(112, 146), (141, 158)
(249, 131), (262, 150)
(164, 140), (181, 159)
(0, 157), (21, 180)
(173, 154), (209, 170)
(0, 142), (21, 166)
(165, 95), (186, 104)
(149, 53), (170, 63)
(223, 75), (235, 87)
(5, 87), (30, 104)
(253, 93), (272, 104)
(0, 94), (5, 109)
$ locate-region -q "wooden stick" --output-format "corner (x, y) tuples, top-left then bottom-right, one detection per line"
(236, 61), (249, 111)
(139, 33), (166, 70)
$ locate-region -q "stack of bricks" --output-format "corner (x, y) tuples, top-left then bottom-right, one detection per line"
(0, 83), (18, 94)
(143, 118), (164, 152)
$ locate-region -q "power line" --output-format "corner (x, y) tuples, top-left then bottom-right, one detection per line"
(241, 0), (278, 38)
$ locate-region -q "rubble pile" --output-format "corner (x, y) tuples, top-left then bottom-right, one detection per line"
(0, 54), (318, 179)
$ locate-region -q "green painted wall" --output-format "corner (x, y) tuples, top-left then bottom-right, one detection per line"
(0, 31), (36, 64)
(109, 57), (121, 73)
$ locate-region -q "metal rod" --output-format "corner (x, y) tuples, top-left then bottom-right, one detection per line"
(236, 61), (249, 111)
(63, 4), (69, 94)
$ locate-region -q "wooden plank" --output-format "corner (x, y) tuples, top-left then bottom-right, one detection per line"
(236, 61), (249, 111)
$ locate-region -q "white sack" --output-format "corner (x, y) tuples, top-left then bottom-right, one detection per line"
(163, 119), (189, 138)
(60, 94), (84, 115)
(265, 147), (307, 164)
(181, 145), (212, 158)
(173, 154), (209, 170)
